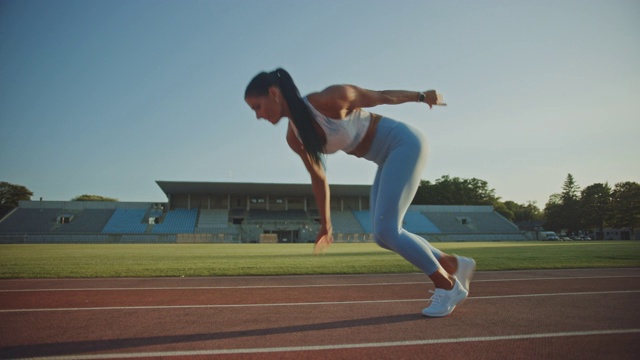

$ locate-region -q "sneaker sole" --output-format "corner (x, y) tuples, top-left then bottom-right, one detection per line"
(422, 283), (469, 317)
(422, 306), (458, 317)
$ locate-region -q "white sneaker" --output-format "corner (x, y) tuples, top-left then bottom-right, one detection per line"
(422, 279), (468, 317)
(455, 255), (476, 293)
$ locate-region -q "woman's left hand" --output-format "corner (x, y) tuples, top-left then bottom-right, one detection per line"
(423, 90), (447, 108)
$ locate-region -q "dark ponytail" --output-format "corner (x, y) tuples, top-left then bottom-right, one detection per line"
(245, 68), (325, 165)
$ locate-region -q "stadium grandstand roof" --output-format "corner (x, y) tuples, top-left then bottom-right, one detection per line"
(155, 181), (371, 197)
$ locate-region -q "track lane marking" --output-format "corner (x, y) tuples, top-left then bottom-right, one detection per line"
(2, 275), (639, 292)
(13, 328), (640, 360)
(1, 290), (638, 313)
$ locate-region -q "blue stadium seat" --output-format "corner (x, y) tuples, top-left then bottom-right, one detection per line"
(152, 209), (198, 234)
(102, 209), (147, 233)
(403, 211), (441, 233)
(0, 208), (59, 233)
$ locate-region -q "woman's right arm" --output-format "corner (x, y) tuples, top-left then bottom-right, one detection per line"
(286, 124), (333, 253)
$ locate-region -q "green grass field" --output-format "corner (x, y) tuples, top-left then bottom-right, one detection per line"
(0, 241), (638, 278)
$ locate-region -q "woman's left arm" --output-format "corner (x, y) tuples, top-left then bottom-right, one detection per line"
(313, 85), (445, 115)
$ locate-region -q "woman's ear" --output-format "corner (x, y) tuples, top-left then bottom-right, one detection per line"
(268, 86), (281, 103)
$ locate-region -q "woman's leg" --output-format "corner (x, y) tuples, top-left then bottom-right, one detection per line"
(370, 124), (454, 287)
(372, 169), (460, 273)
(369, 166), (392, 251)
(366, 120), (472, 316)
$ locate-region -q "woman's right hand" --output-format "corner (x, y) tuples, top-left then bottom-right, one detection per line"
(313, 224), (334, 255)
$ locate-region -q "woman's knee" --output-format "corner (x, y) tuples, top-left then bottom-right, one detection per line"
(374, 236), (392, 251)
(373, 223), (401, 249)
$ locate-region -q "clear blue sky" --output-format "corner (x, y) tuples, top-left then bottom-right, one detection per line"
(1, 0), (638, 207)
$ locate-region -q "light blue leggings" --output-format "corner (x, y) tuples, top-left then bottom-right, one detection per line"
(363, 117), (443, 275)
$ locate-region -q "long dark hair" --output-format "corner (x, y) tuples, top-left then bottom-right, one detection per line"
(245, 68), (325, 165)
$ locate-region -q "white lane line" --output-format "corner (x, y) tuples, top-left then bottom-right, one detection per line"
(14, 328), (640, 360)
(0, 272), (426, 282)
(472, 290), (640, 299)
(2, 275), (639, 292)
(1, 290), (638, 313)
(0, 281), (427, 292)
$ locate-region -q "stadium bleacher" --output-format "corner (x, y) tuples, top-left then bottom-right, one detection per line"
(153, 208), (198, 234)
(422, 211), (520, 234)
(197, 209), (229, 229)
(248, 210), (307, 221)
(422, 212), (475, 233)
(352, 210), (373, 233)
(0, 205), (14, 220)
(403, 211), (441, 234)
(353, 210), (444, 235)
(55, 209), (115, 233)
(0, 208), (61, 233)
(461, 212), (521, 233)
(0, 185), (530, 243)
(120, 234), (176, 243)
(331, 211), (365, 234)
(102, 208), (148, 234)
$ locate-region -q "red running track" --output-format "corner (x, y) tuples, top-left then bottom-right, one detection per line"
(0, 268), (639, 359)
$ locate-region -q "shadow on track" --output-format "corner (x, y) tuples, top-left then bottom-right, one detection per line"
(1, 313), (425, 358)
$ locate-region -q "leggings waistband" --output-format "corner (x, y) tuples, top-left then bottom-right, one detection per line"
(363, 117), (422, 165)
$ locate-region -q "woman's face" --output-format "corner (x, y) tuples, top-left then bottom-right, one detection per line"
(245, 87), (285, 125)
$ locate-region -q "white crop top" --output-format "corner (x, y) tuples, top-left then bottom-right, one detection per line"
(289, 97), (372, 154)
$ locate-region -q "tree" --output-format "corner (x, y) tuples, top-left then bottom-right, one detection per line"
(0, 181), (33, 208)
(492, 201), (514, 221)
(412, 175), (498, 206)
(580, 183), (611, 235)
(559, 174), (581, 234)
(543, 193), (563, 231)
(561, 174), (581, 204)
(544, 174), (584, 234)
(72, 195), (118, 202)
(504, 200), (543, 222)
(609, 181), (640, 237)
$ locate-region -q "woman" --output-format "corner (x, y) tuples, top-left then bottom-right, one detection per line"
(244, 68), (475, 317)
